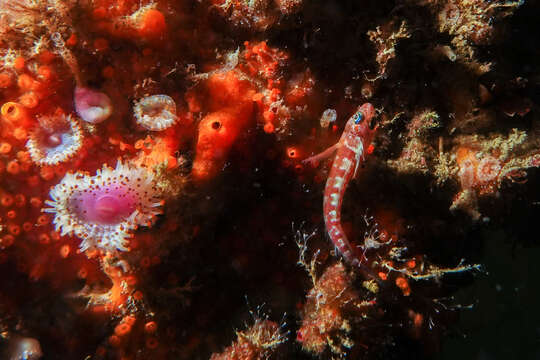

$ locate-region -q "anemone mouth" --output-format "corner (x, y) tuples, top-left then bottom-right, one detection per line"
(26, 114), (84, 166)
(133, 94), (178, 131)
(46, 133), (63, 147)
(94, 195), (132, 223)
(70, 186), (138, 225)
(44, 161), (163, 252)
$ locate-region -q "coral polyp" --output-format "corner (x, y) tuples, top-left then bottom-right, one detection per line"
(43, 161), (163, 252)
(133, 95), (178, 131)
(26, 114), (83, 166)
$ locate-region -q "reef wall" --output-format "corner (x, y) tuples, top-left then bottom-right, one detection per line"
(0, 0), (538, 359)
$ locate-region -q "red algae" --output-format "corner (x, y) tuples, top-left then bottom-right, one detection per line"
(0, 0), (537, 359)
(210, 317), (287, 360)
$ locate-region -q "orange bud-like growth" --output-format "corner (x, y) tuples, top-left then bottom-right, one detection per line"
(192, 107), (253, 180)
(137, 9), (167, 39)
(192, 72), (256, 181)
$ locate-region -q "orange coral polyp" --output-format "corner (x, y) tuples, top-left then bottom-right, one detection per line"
(36, 215), (49, 226)
(6, 161), (20, 175)
(144, 321), (158, 334)
(8, 224), (21, 236)
(287, 147), (300, 159)
(38, 233), (50, 244)
(13, 127), (28, 140)
(59, 245), (70, 258)
(19, 92), (40, 109)
(0, 73), (12, 88)
(37, 65), (54, 81)
(263, 122), (275, 133)
(17, 74), (41, 92)
(0, 142), (12, 154)
(1, 194), (14, 207)
(22, 222), (32, 232)
(1, 235), (15, 247)
(1, 102), (28, 124)
(13, 57), (25, 71)
(40, 167), (55, 181)
(114, 323), (132, 337)
(30, 197), (42, 208)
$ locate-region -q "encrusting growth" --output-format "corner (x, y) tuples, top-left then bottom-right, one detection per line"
(297, 262), (373, 356)
(210, 315), (288, 360)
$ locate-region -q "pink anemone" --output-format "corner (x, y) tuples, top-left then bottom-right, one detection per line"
(44, 161), (163, 252)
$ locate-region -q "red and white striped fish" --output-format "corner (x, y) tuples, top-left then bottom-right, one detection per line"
(304, 103), (377, 266)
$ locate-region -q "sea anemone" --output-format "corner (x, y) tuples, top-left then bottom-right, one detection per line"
(74, 86), (113, 124)
(133, 95), (178, 131)
(26, 114), (84, 166)
(44, 161), (163, 252)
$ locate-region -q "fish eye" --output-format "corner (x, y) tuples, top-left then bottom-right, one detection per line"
(354, 112), (363, 124)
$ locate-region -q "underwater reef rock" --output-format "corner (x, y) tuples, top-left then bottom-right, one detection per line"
(0, 0), (538, 359)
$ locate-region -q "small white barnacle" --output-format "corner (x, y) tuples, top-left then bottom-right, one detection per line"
(26, 114), (84, 166)
(133, 94), (178, 131)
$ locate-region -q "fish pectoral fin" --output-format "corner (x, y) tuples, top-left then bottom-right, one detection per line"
(353, 154), (363, 177)
(302, 142), (340, 167)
